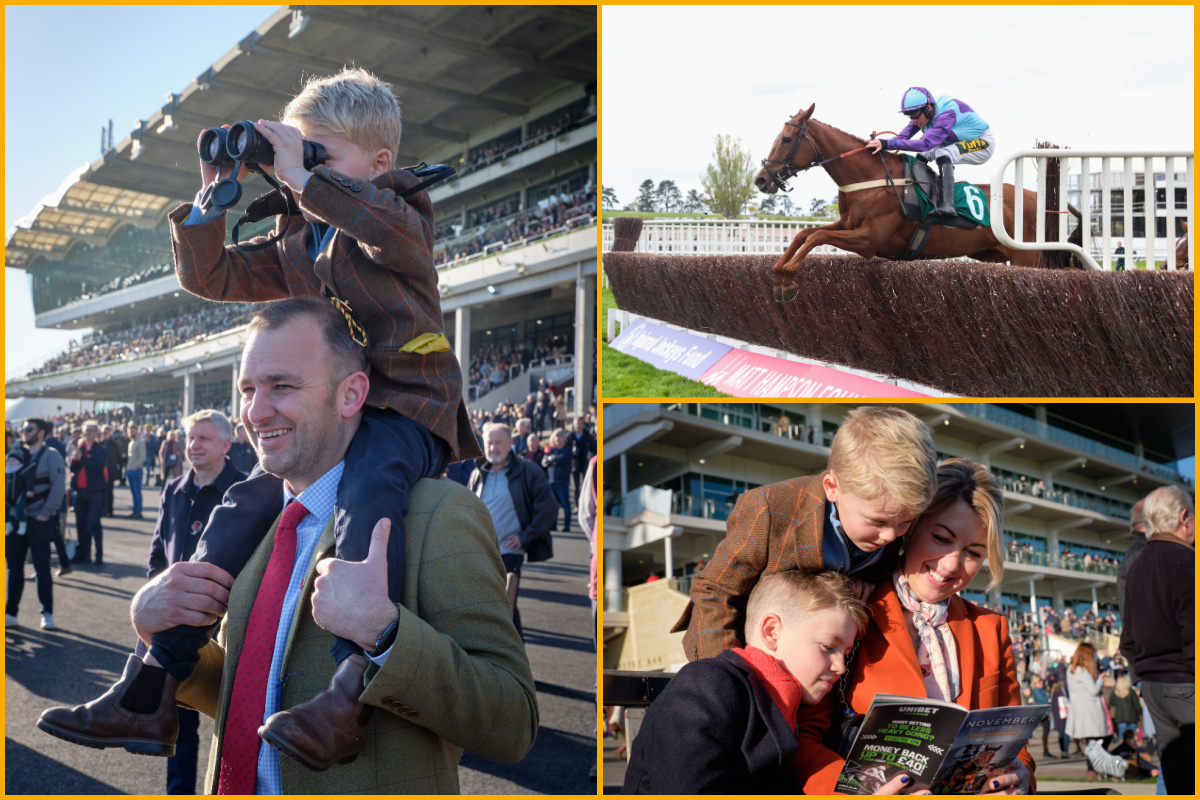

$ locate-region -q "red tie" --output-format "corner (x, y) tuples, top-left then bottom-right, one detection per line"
(217, 499), (309, 795)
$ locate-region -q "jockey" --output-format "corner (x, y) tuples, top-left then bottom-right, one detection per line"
(867, 87), (994, 217)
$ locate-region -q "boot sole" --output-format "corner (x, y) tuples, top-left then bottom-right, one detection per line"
(37, 718), (175, 757)
(258, 726), (358, 772)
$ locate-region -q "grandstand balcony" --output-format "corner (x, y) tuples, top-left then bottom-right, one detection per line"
(430, 119), (595, 205)
(33, 270), (186, 331)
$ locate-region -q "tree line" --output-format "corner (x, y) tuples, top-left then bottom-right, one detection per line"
(602, 134), (837, 219)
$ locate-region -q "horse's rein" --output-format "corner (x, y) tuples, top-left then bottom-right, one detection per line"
(761, 122), (900, 191)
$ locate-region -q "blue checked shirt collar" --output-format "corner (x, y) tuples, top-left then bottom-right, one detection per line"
(255, 461), (343, 795)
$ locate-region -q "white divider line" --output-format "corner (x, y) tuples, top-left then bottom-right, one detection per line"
(609, 309), (946, 398)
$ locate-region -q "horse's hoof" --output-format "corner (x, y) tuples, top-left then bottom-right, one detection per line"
(773, 285), (798, 303)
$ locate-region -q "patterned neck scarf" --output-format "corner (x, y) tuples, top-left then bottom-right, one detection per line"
(893, 571), (961, 702)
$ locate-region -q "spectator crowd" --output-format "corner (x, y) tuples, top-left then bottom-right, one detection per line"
(26, 304), (256, 378)
(434, 188), (597, 267)
(468, 334), (572, 397)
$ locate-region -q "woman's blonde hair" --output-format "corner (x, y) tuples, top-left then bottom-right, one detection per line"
(919, 458), (1006, 590)
(827, 406), (938, 515)
(282, 67), (402, 159)
(1113, 672), (1132, 699)
(745, 570), (869, 637)
(1070, 642), (1098, 679)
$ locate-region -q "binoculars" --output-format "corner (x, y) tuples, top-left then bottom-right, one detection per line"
(198, 120), (327, 171)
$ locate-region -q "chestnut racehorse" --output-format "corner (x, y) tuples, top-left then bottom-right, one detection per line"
(755, 104), (1082, 302)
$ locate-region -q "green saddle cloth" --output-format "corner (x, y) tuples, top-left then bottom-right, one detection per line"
(906, 155), (991, 226)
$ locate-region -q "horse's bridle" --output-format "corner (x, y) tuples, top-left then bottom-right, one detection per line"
(759, 119), (823, 193)
(760, 117), (880, 192)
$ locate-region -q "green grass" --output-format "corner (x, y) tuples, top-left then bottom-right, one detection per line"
(601, 283), (730, 399)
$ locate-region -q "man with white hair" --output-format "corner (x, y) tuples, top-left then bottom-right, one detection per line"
(137, 409), (245, 793)
(1119, 485), (1194, 795)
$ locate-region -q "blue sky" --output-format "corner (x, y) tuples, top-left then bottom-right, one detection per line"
(4, 4), (278, 372)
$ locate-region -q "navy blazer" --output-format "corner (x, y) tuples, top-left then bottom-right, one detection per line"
(147, 459), (245, 578)
(622, 650), (798, 794)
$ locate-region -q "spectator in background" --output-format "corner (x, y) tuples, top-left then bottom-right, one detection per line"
(1048, 674), (1071, 759)
(512, 418), (532, 456)
(1119, 485), (1194, 795)
(5, 419), (67, 631)
(1116, 499), (1147, 673)
(1065, 643), (1110, 781)
(774, 413), (790, 437)
(544, 430), (574, 532)
(578, 455), (598, 645)
(570, 417), (595, 508)
(69, 421), (107, 565)
(159, 430), (182, 485)
(134, 409), (243, 794)
(523, 434), (545, 469)
(112, 426), (128, 487)
(101, 426), (121, 517)
(1114, 241), (1125, 271)
(469, 422), (556, 640)
(145, 427), (161, 486)
(226, 423), (258, 475)
(125, 424), (146, 520)
(1107, 673), (1143, 744)
(554, 393), (567, 430)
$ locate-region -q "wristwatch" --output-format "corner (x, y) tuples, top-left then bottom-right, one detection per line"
(367, 618), (399, 659)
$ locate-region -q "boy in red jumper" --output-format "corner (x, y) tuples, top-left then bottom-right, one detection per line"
(623, 571), (926, 794)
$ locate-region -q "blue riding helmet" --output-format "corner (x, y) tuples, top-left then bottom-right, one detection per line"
(900, 87), (934, 114)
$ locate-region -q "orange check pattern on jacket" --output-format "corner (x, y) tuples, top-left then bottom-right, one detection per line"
(672, 473), (830, 660)
(169, 165), (480, 461)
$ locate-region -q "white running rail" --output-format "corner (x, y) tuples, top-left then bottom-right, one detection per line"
(990, 149), (1193, 271)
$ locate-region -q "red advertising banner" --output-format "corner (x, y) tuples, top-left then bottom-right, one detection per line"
(698, 350), (931, 398)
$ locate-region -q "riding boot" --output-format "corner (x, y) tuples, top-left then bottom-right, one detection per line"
(935, 155), (957, 217)
(258, 654), (373, 771)
(37, 655), (180, 756)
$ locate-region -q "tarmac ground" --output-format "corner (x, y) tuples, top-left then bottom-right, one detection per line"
(6, 479), (597, 794)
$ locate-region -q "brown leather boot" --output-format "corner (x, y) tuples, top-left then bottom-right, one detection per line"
(37, 654), (179, 756)
(258, 654), (373, 771)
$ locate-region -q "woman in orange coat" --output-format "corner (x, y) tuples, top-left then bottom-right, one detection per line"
(792, 458), (1036, 795)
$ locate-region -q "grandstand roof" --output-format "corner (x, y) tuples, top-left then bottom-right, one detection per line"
(5, 4), (596, 271)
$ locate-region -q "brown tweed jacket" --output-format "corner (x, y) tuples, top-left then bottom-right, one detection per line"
(169, 165), (481, 461)
(671, 473), (830, 661)
(175, 477), (538, 794)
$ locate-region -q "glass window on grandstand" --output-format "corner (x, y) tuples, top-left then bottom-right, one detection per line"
(526, 167), (590, 209)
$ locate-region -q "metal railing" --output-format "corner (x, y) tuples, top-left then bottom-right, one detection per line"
(989, 150), (1194, 271)
(600, 218), (839, 256)
(955, 403), (1192, 488)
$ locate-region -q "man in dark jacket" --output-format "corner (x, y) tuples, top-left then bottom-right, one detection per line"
(1117, 499), (1148, 682)
(469, 422), (556, 639)
(569, 417), (596, 507)
(6, 419), (67, 630)
(135, 409), (244, 795)
(69, 421), (108, 565)
(101, 426), (123, 517)
(1119, 485), (1194, 795)
(543, 430), (574, 532)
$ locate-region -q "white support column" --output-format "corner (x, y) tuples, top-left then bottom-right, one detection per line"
(605, 550), (624, 612)
(664, 535), (674, 581)
(454, 305), (472, 385)
(1029, 579), (1039, 622)
(574, 263), (595, 416)
(182, 372), (195, 418)
(1091, 586), (1099, 617)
